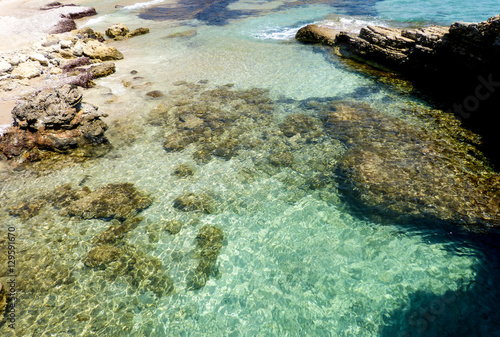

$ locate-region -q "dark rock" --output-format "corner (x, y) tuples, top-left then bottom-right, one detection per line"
(173, 192), (214, 214)
(66, 183), (153, 220)
(187, 225), (223, 290)
(296, 15), (500, 167)
(128, 27), (150, 38)
(61, 57), (92, 72)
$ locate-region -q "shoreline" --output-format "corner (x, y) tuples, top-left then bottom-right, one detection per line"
(0, 0), (96, 125)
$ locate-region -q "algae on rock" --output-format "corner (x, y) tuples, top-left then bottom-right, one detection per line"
(67, 183), (153, 220)
(187, 225), (224, 290)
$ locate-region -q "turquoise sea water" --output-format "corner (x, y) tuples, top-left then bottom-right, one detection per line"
(1, 0), (500, 336)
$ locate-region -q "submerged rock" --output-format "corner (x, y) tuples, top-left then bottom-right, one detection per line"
(67, 183), (153, 220)
(0, 84), (109, 168)
(93, 216), (144, 245)
(84, 245), (123, 268)
(172, 163), (195, 177)
(187, 225), (224, 290)
(153, 84), (274, 162)
(173, 192), (214, 214)
(323, 101), (500, 231)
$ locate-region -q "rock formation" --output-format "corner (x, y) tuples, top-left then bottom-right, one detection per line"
(296, 15), (500, 77)
(296, 14), (500, 168)
(0, 84), (109, 167)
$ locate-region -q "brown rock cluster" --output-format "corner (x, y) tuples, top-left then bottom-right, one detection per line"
(0, 84), (109, 167)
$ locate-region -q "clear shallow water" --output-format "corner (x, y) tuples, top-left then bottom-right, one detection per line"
(1, 0), (500, 336)
(375, 0), (500, 25)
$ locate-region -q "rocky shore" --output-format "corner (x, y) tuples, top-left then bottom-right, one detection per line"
(296, 15), (500, 169)
(0, 1), (150, 169)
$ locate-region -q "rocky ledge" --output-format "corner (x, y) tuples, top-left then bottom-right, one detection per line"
(0, 84), (109, 167)
(296, 14), (500, 169)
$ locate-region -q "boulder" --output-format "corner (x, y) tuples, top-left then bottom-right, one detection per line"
(0, 84), (109, 165)
(105, 23), (130, 39)
(11, 61), (42, 79)
(295, 24), (339, 45)
(89, 62), (116, 78)
(82, 40), (124, 61)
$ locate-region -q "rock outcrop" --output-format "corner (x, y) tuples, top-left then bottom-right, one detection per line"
(0, 84), (109, 166)
(296, 14), (500, 169)
(296, 15), (500, 76)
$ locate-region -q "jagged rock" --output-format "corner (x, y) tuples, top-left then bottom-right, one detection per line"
(11, 60), (42, 79)
(82, 40), (124, 61)
(0, 84), (109, 165)
(105, 23), (130, 39)
(105, 24), (150, 40)
(127, 27), (150, 38)
(12, 84), (83, 130)
(297, 15), (500, 76)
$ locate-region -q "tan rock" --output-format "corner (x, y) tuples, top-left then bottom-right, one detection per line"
(105, 23), (130, 38)
(11, 60), (42, 79)
(82, 40), (124, 61)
